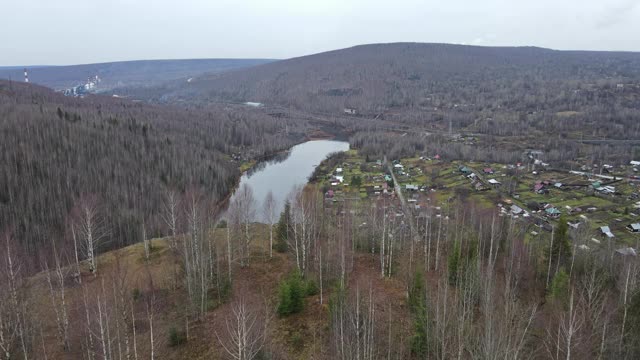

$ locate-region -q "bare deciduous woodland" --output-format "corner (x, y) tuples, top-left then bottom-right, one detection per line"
(1, 43), (640, 359)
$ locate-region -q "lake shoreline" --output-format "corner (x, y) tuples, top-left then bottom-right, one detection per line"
(221, 138), (350, 222)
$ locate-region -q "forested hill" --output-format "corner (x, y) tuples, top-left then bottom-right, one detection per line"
(140, 43), (640, 132)
(0, 58), (275, 91)
(0, 80), (301, 264)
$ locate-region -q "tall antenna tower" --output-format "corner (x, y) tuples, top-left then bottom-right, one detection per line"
(24, 68), (29, 83)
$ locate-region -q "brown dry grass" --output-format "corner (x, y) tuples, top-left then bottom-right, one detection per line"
(27, 225), (413, 359)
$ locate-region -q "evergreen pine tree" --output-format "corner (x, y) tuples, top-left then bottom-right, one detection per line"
(409, 271), (430, 356)
(274, 200), (291, 253)
(448, 240), (461, 285)
(548, 268), (570, 308)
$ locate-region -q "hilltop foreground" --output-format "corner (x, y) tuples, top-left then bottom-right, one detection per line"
(16, 224), (412, 359)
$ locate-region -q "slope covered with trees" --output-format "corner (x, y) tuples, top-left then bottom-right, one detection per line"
(2, 177), (639, 359)
(142, 43), (640, 140)
(0, 58), (275, 91)
(0, 80), (304, 261)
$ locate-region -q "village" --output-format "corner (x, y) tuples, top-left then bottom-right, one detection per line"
(314, 148), (640, 260)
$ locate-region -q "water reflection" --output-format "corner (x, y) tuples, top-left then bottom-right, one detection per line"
(227, 140), (349, 222)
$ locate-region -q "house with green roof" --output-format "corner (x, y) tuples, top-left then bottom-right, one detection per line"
(545, 207), (561, 218)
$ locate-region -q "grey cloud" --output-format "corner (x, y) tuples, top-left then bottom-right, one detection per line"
(596, 0), (640, 29)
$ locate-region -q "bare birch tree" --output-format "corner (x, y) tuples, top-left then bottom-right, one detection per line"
(162, 189), (180, 251)
(263, 191), (277, 258)
(216, 298), (267, 360)
(44, 244), (70, 352)
(1, 231), (28, 360)
(182, 188), (216, 318)
(230, 184), (256, 267)
(73, 196), (108, 275)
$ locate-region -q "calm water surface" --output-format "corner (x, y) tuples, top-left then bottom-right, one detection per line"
(228, 140), (349, 221)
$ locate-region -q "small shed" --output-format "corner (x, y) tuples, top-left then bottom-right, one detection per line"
(616, 247), (637, 257)
(627, 223), (640, 233)
(600, 226), (615, 238)
(511, 205), (523, 215)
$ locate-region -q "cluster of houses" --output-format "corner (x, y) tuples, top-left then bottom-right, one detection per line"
(533, 180), (563, 194)
(503, 204), (530, 218)
(598, 221), (640, 238)
(325, 164), (399, 200)
(328, 167), (345, 186)
(459, 165), (500, 191)
(531, 179), (619, 196)
(591, 182), (617, 195)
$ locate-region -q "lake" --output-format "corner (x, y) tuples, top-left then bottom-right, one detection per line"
(228, 139), (349, 222)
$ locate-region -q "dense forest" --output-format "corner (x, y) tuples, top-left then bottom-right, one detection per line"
(0, 80), (307, 263)
(135, 43), (640, 141)
(1, 42), (640, 359)
(0, 58), (275, 91)
(1, 179), (639, 359)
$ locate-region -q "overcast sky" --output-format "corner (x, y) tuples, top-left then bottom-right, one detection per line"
(2, 0), (639, 66)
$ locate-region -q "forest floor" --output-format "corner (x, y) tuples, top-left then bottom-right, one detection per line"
(26, 224), (412, 359)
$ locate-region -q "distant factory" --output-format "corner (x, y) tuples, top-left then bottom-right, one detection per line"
(62, 75), (101, 97)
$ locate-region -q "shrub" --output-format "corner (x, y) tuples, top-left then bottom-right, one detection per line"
(219, 277), (233, 302)
(305, 279), (319, 296)
(291, 332), (304, 351)
(132, 288), (142, 301)
(168, 327), (187, 347)
(351, 175), (362, 187)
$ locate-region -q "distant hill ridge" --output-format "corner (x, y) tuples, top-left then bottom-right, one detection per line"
(138, 42), (640, 114)
(0, 58), (276, 91)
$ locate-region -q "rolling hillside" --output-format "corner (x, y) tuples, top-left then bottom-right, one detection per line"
(121, 42), (640, 148)
(140, 43), (640, 112)
(0, 80), (303, 258)
(0, 58), (275, 91)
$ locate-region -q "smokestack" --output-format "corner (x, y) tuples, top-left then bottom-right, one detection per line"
(24, 68), (29, 83)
